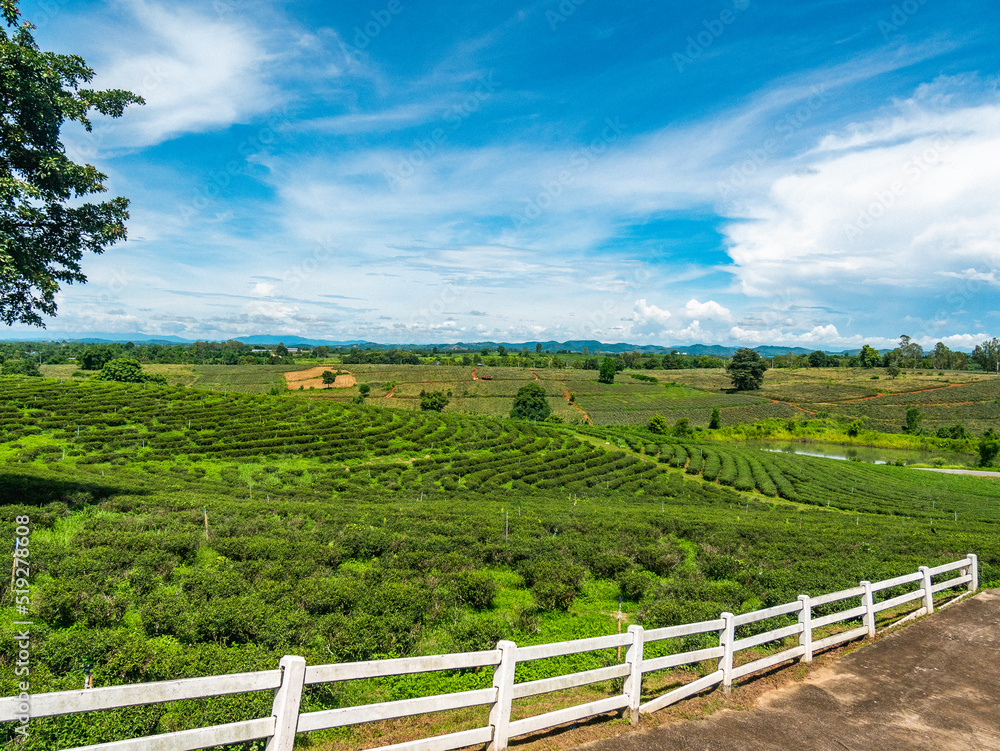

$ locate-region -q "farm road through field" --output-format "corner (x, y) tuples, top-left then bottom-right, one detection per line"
(581, 590), (1000, 751)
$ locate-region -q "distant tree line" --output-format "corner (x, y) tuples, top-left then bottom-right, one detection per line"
(339, 349), (420, 365)
(0, 340), (298, 369)
(1, 336), (996, 374)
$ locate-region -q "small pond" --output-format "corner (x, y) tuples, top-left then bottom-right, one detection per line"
(738, 439), (974, 467)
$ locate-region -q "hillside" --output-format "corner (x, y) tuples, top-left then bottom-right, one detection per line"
(0, 377), (997, 748)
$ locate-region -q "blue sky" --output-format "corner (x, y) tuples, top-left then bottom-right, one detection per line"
(13, 0), (1000, 348)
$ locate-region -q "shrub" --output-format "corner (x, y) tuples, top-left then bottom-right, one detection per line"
(616, 569), (654, 601)
(979, 429), (1000, 467)
(510, 382), (551, 421)
(419, 390), (449, 412)
(648, 414), (668, 434)
(93, 358), (167, 385)
(450, 571), (499, 610)
(2, 359), (41, 376)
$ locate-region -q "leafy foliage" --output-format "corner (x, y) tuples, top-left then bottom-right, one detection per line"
(978, 429), (1000, 467)
(726, 348), (766, 391)
(647, 413), (668, 434)
(858, 344), (882, 368)
(1, 357), (39, 376)
(93, 358), (166, 385)
(903, 406), (923, 434)
(0, 1), (143, 325)
(419, 390), (449, 411)
(598, 357), (616, 384)
(510, 382), (551, 421)
(0, 379), (996, 747)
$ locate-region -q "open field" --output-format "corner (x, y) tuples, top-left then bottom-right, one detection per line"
(0, 376), (997, 747)
(43, 363), (1000, 432)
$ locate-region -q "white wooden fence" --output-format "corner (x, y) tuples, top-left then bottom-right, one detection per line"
(0, 555), (979, 751)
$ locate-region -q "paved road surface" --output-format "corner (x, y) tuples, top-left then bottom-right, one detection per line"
(583, 590), (1000, 751)
(913, 467), (1000, 479)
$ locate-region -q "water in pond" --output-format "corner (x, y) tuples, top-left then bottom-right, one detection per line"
(738, 440), (974, 467)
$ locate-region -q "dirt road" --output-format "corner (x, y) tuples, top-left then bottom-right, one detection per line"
(583, 590), (1000, 751)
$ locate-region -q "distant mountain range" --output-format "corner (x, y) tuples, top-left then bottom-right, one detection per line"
(0, 331), (868, 356)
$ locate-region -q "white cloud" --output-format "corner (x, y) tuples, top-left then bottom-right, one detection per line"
(70, 0), (282, 150)
(633, 299), (672, 326)
(682, 299), (733, 322)
(939, 268), (999, 286)
(728, 324), (851, 347)
(722, 89), (1000, 311)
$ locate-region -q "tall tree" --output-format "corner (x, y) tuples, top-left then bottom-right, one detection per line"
(621, 350), (641, 369)
(808, 350), (828, 368)
(972, 338), (1000, 374)
(726, 348), (766, 391)
(930, 342), (952, 370)
(598, 357), (616, 384)
(857, 344), (881, 368)
(419, 390), (449, 412)
(510, 382), (551, 421)
(897, 335), (923, 369)
(0, 2), (143, 325)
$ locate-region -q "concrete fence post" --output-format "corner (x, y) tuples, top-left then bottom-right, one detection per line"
(719, 612), (735, 694)
(967, 553), (979, 593)
(624, 625), (644, 724)
(266, 655), (306, 751)
(919, 566), (934, 615)
(860, 581), (876, 638)
(797, 595), (812, 663)
(489, 640), (517, 751)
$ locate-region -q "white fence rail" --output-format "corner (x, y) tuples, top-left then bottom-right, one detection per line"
(0, 555), (979, 751)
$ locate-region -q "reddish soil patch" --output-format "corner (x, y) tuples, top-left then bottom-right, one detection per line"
(531, 370), (542, 381)
(284, 367), (357, 390)
(564, 389), (590, 422)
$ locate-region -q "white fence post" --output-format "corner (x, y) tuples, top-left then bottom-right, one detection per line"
(967, 553), (979, 592)
(719, 612), (735, 693)
(797, 595), (812, 663)
(624, 625), (644, 725)
(860, 581), (876, 638)
(489, 640), (517, 751)
(919, 566), (934, 615)
(266, 655), (306, 751)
